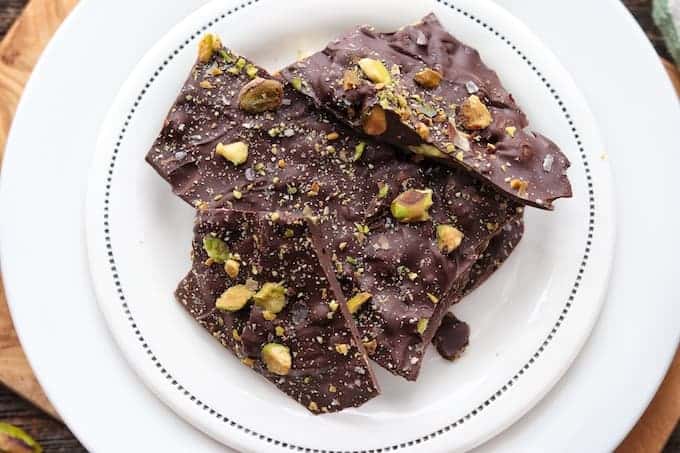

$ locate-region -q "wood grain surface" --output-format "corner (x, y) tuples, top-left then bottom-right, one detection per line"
(0, 0), (676, 452)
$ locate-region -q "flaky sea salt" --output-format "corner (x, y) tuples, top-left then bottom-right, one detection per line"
(415, 30), (428, 46)
(543, 154), (554, 172)
(174, 151), (187, 160)
(465, 80), (479, 94)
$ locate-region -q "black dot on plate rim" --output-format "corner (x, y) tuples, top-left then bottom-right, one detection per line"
(100, 1), (597, 451)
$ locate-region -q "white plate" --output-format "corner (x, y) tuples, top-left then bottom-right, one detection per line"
(84, 1), (613, 452)
(1, 0), (678, 452)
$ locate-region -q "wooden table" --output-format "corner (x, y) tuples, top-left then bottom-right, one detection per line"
(0, 1), (677, 451)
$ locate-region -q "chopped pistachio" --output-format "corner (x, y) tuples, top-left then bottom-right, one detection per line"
(238, 77), (284, 113)
(417, 318), (429, 335)
(216, 141), (249, 165)
(391, 189), (433, 223)
(408, 143), (444, 158)
(362, 339), (378, 355)
(253, 282), (287, 313)
(224, 259), (240, 279)
(362, 105), (387, 135)
(232, 189), (243, 200)
(328, 300), (339, 312)
(290, 77), (303, 91)
(261, 343), (292, 375)
(284, 228), (294, 238)
(241, 357), (255, 368)
(203, 235), (230, 263)
(199, 80), (214, 89)
(308, 401), (319, 412)
(335, 343), (350, 355)
(460, 95), (493, 130)
(347, 292), (372, 314)
(326, 132), (340, 141)
(198, 33), (222, 63)
(262, 310), (277, 321)
(505, 126), (517, 137)
(437, 225), (464, 253)
(232, 329), (241, 341)
(407, 272), (418, 281)
(329, 384), (337, 393)
(354, 141), (366, 161)
(215, 285), (254, 312)
(358, 58), (391, 84)
(427, 293), (440, 304)
(378, 182), (389, 199)
(510, 178), (529, 196)
(415, 122), (430, 140)
(275, 326), (285, 337)
(245, 64), (258, 78)
(414, 67), (442, 88)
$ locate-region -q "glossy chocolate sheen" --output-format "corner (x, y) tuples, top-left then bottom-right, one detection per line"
(147, 42), (520, 381)
(176, 209), (379, 413)
(282, 13), (572, 209)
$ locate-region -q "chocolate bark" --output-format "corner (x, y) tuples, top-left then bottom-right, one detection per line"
(176, 209), (379, 413)
(281, 13), (572, 209)
(147, 38), (519, 381)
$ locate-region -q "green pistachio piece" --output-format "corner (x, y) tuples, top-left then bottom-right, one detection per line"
(215, 285), (254, 312)
(0, 423), (42, 453)
(198, 33), (222, 63)
(358, 58), (391, 84)
(437, 225), (464, 253)
(238, 77), (284, 113)
(417, 318), (429, 335)
(390, 189), (433, 223)
(261, 343), (292, 375)
(253, 282), (287, 313)
(290, 77), (303, 91)
(215, 141), (249, 165)
(377, 182), (389, 199)
(413, 68), (442, 88)
(408, 144), (444, 158)
(347, 292), (372, 314)
(203, 235), (230, 263)
(245, 64), (258, 78)
(354, 142), (366, 161)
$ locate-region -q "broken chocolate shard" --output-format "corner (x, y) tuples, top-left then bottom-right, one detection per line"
(281, 13), (572, 209)
(176, 209), (379, 413)
(433, 313), (470, 361)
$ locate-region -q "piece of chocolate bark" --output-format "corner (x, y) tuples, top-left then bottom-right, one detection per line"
(432, 313), (470, 361)
(431, 215), (524, 361)
(281, 13), (572, 209)
(147, 37), (520, 381)
(176, 209), (379, 413)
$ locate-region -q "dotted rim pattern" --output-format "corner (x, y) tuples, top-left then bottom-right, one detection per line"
(102, 1), (596, 451)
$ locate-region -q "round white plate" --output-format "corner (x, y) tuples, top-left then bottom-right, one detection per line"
(0, 0), (678, 452)
(84, 0), (613, 452)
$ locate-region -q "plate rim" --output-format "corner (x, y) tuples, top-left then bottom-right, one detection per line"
(84, 0), (616, 452)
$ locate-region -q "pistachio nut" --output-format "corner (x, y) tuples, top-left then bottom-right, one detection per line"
(261, 343), (292, 375)
(215, 141), (249, 165)
(391, 189), (433, 223)
(238, 77), (284, 113)
(215, 285), (254, 312)
(253, 282), (287, 313)
(437, 225), (464, 253)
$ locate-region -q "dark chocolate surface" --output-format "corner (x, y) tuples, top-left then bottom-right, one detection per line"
(176, 209), (379, 413)
(464, 214), (525, 296)
(282, 13), (572, 209)
(146, 41), (520, 380)
(432, 313), (470, 361)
